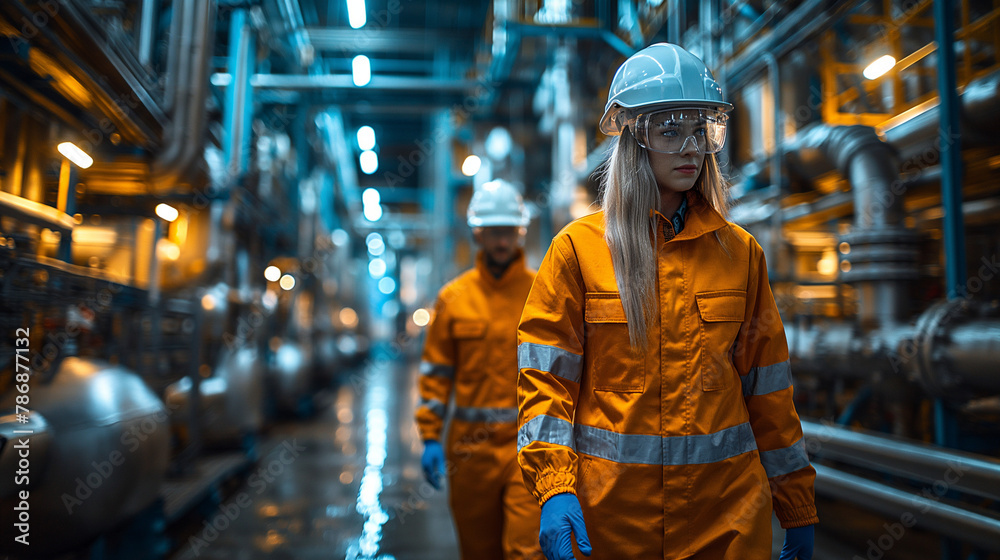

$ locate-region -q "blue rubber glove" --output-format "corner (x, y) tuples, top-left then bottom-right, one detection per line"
(420, 440), (445, 489)
(779, 525), (815, 560)
(539, 493), (591, 560)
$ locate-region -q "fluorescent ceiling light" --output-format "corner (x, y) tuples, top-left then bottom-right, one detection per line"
(357, 126), (376, 150)
(347, 0), (366, 29)
(155, 203), (179, 222)
(378, 277), (395, 294)
(863, 55), (896, 80)
(412, 308), (430, 326)
(368, 258), (386, 278)
(360, 150), (379, 174)
(461, 155), (481, 176)
(57, 142), (93, 169)
(363, 203), (383, 222)
(353, 55), (371, 87)
(362, 187), (380, 206)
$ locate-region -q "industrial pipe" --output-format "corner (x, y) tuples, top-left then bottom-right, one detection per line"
(152, 0), (216, 193)
(223, 8), (254, 178)
(138, 0), (157, 67)
(0, 0), (166, 145)
(881, 70), (1000, 160)
(813, 464), (1000, 552)
(784, 123), (917, 327)
(803, 420), (1000, 502)
(934, 0), (967, 300)
(788, 300), (1000, 399)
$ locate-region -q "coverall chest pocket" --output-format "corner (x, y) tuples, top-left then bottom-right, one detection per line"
(583, 292), (645, 393)
(695, 291), (746, 391)
(452, 319), (488, 376)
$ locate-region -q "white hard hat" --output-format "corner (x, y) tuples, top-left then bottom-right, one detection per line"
(467, 179), (529, 228)
(600, 43), (733, 136)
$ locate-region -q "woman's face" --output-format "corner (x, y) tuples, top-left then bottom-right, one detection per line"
(646, 143), (705, 194)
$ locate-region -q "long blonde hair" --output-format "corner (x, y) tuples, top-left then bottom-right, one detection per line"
(599, 127), (731, 348)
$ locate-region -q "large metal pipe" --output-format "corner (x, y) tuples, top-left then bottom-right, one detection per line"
(151, 0), (216, 192)
(785, 124), (916, 327)
(763, 51), (785, 279)
(813, 464), (1000, 552)
(934, 0), (968, 300)
(803, 420), (1000, 502)
(138, 0), (157, 67)
(223, 8), (254, 178)
(945, 322), (1000, 393)
(881, 70), (1000, 161)
(0, 0), (166, 145)
(905, 298), (1000, 399)
(788, 300), (1000, 398)
(276, 0), (313, 68)
(785, 124), (903, 229)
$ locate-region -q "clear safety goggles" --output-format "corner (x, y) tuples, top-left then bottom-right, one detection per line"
(626, 108), (728, 154)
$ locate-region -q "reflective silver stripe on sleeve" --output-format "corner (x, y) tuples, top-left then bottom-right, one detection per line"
(418, 398), (446, 418)
(742, 360), (792, 396)
(453, 406), (518, 424)
(518, 342), (583, 384)
(575, 422), (758, 466)
(517, 415), (575, 454)
(759, 438), (811, 478)
(420, 361), (455, 379)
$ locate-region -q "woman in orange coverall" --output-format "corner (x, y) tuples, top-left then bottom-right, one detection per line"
(416, 180), (543, 560)
(515, 43), (818, 560)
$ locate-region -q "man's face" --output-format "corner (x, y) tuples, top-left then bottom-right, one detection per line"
(474, 226), (522, 267)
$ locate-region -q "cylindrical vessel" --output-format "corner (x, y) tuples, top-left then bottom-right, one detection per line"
(165, 345), (265, 445)
(0, 358), (170, 556)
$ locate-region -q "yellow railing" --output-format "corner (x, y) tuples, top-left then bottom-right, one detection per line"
(821, 0), (1000, 127)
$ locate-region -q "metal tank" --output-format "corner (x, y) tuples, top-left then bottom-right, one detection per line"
(165, 345), (265, 446)
(0, 358), (170, 557)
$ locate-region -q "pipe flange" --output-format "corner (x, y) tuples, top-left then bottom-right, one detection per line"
(839, 228), (920, 283)
(912, 298), (970, 398)
(840, 263), (922, 283)
(840, 228), (920, 247)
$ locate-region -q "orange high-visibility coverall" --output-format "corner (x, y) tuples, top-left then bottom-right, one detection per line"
(417, 250), (543, 560)
(517, 190), (818, 559)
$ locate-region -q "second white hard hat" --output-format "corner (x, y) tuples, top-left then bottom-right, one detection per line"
(467, 180), (530, 228)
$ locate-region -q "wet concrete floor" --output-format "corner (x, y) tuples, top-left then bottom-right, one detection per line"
(166, 345), (982, 560)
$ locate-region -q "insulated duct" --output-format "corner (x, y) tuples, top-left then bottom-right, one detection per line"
(151, 0), (216, 193)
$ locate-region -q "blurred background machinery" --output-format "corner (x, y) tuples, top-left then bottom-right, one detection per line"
(0, 0), (998, 559)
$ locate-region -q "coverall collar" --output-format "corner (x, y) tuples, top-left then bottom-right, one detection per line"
(651, 189), (728, 243)
(476, 248), (527, 288)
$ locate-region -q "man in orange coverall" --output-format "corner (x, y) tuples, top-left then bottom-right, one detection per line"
(415, 179), (543, 560)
